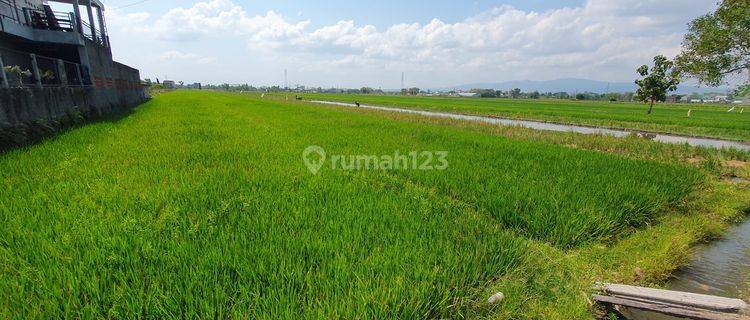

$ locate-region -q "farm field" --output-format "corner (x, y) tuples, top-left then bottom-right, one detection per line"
(1, 91), (748, 319)
(304, 93), (750, 141)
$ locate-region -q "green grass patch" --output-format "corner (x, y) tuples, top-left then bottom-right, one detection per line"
(0, 91), (741, 319)
(303, 93), (750, 141)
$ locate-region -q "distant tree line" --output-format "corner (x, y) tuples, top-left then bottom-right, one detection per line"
(468, 88), (638, 101)
(159, 82), (737, 104)
(196, 84), (389, 94)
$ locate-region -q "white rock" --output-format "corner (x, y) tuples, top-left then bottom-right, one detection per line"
(488, 292), (505, 305)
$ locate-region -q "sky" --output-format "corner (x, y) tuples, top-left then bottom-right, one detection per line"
(95, 0), (718, 88)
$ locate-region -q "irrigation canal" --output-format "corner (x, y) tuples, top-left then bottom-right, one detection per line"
(309, 100), (750, 151)
(312, 99), (750, 318)
(668, 218), (750, 298)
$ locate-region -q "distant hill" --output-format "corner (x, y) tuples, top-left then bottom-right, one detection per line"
(438, 78), (729, 95)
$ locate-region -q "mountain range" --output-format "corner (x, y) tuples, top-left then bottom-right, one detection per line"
(437, 78), (730, 95)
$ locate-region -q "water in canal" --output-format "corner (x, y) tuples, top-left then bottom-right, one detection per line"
(310, 100), (750, 151)
(668, 217), (750, 297)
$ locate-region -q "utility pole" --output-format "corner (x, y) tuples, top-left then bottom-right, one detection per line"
(401, 72), (404, 91)
(284, 69), (288, 90)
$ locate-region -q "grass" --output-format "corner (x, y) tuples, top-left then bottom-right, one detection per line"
(1, 91), (748, 319)
(302, 93), (750, 141)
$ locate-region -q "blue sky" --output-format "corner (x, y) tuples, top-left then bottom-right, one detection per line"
(98, 0), (716, 88)
(106, 0), (586, 28)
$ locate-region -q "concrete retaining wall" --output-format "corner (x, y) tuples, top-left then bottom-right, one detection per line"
(0, 85), (144, 124)
(0, 85), (146, 150)
(0, 27), (146, 150)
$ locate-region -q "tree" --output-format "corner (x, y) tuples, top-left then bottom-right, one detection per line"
(471, 88), (496, 98)
(408, 87), (421, 95)
(622, 92), (635, 102)
(360, 87), (374, 94)
(676, 0), (749, 86)
(635, 55), (681, 114)
(509, 88), (521, 99)
(736, 84), (750, 98)
(552, 92), (569, 99)
(605, 92), (622, 102)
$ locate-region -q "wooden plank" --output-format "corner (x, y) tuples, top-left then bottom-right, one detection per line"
(599, 283), (748, 312)
(593, 295), (747, 320)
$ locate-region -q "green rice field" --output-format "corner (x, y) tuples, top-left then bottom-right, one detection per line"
(1, 91), (748, 319)
(305, 93), (750, 141)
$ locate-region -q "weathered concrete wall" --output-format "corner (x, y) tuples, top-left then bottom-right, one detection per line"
(0, 87), (91, 125)
(0, 30), (146, 150)
(0, 85), (144, 124)
(0, 85), (146, 150)
(81, 39), (145, 114)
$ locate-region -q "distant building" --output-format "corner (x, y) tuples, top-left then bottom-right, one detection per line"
(690, 99), (703, 103)
(457, 92), (479, 97)
(162, 80), (175, 89)
(713, 95), (728, 102)
(666, 95), (682, 103)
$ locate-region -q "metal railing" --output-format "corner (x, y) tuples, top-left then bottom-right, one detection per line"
(0, 1), (109, 47)
(22, 7), (75, 32)
(80, 19), (101, 43)
(0, 46), (90, 88)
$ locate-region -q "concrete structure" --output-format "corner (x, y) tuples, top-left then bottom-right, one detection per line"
(162, 80), (175, 89)
(0, 0), (145, 149)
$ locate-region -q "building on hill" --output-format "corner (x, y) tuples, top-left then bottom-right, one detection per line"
(1, 0), (146, 147)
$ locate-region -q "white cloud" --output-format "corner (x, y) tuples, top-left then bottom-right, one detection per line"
(147, 0), (309, 43)
(106, 0), (717, 86)
(105, 10), (151, 33)
(160, 50), (217, 64)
